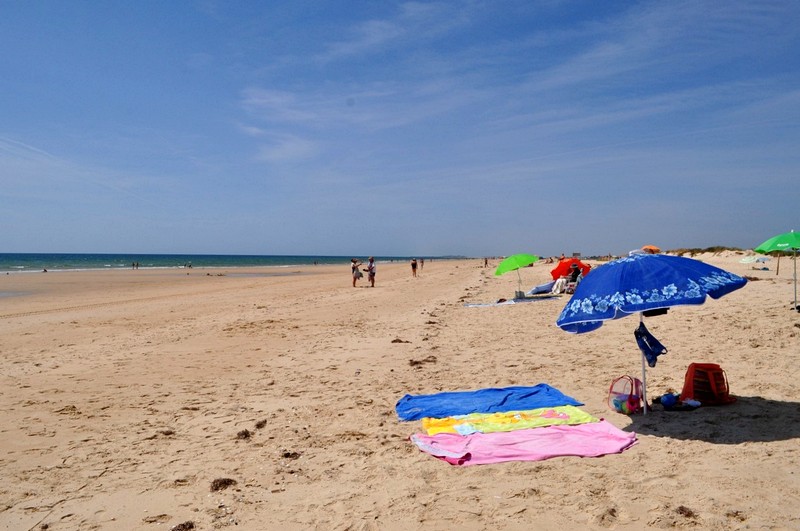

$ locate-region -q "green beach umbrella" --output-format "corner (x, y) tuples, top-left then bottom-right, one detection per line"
(495, 253), (540, 296)
(755, 230), (800, 311)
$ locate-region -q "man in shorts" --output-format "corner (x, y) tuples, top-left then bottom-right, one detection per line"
(366, 257), (376, 287)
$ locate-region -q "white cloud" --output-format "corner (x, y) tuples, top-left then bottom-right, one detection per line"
(315, 2), (467, 62)
(237, 123), (267, 137)
(241, 88), (319, 123)
(0, 136), (57, 162)
(256, 134), (317, 162)
(321, 19), (405, 60)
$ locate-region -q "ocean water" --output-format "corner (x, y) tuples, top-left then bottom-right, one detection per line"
(0, 253), (441, 273)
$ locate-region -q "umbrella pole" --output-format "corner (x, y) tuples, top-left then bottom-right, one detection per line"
(640, 313), (648, 415)
(794, 250), (798, 311)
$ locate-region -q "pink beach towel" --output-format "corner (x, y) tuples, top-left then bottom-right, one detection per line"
(410, 420), (636, 466)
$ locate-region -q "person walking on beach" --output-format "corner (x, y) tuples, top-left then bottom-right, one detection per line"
(366, 257), (376, 287)
(411, 258), (418, 277)
(351, 258), (363, 287)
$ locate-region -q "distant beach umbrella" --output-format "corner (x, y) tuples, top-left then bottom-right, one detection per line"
(550, 258), (591, 280)
(495, 254), (540, 296)
(755, 230), (800, 312)
(641, 245), (661, 254)
(555, 253), (747, 413)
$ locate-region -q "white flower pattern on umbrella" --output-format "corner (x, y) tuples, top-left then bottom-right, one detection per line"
(557, 255), (746, 333)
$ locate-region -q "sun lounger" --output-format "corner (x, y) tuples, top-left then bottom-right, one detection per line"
(527, 281), (555, 295)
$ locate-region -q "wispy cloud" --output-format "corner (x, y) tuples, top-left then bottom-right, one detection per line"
(0, 136), (57, 161)
(241, 88), (320, 124)
(255, 133), (317, 162)
(0, 136), (168, 209)
(237, 123), (267, 137)
(315, 2), (467, 62)
(321, 19), (405, 60)
(514, 1), (798, 96)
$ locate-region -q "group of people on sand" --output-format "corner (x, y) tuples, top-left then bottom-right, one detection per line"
(351, 257), (425, 286)
(351, 257), (376, 287)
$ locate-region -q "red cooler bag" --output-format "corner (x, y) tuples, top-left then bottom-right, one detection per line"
(680, 363), (736, 405)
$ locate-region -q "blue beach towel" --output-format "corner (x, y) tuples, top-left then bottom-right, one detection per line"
(395, 384), (583, 421)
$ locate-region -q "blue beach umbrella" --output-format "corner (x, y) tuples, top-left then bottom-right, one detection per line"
(556, 253), (747, 413)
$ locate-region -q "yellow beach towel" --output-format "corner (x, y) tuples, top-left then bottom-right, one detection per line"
(422, 405), (598, 435)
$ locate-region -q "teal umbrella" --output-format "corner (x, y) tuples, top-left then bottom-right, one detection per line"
(495, 254), (540, 296)
(755, 230), (800, 311)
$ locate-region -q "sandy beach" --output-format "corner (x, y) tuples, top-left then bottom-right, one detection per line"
(1, 254), (799, 530)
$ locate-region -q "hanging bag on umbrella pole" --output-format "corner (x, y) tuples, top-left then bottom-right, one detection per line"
(634, 321), (668, 367)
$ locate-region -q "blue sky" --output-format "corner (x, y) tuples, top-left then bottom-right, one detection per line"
(2, 1), (798, 257)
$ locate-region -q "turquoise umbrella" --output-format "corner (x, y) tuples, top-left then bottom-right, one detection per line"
(495, 253), (540, 296)
(755, 230), (800, 311)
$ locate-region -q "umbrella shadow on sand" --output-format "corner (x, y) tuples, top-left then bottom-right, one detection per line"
(624, 396), (800, 443)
